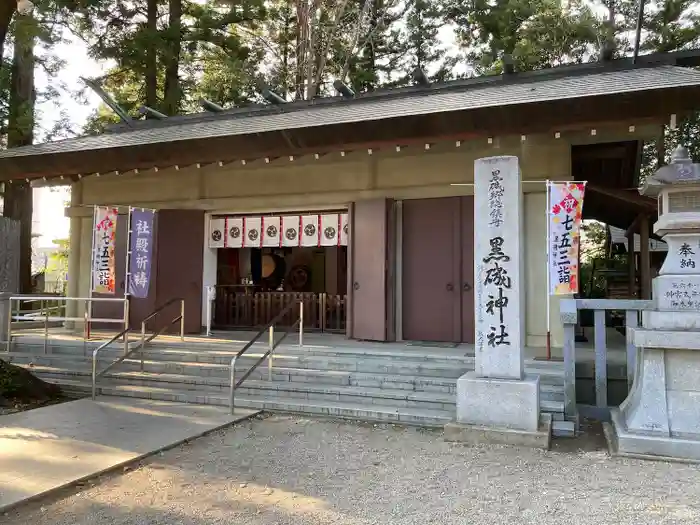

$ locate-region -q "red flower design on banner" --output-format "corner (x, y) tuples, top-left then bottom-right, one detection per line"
(559, 193), (579, 214)
(551, 204), (561, 214)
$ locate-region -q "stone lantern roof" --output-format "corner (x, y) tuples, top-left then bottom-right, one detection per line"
(640, 146), (700, 198)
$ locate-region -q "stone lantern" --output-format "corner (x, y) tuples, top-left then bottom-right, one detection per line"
(609, 145), (700, 461)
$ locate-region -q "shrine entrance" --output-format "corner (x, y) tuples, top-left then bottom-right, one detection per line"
(401, 196), (475, 343)
(208, 210), (349, 333)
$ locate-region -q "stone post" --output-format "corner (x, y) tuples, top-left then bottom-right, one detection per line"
(445, 156), (549, 448)
(608, 145), (700, 461)
(0, 292), (11, 347)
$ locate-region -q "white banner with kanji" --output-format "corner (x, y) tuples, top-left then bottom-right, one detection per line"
(548, 182), (586, 295)
(91, 206), (118, 294)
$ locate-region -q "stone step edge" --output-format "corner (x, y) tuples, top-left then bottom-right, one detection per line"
(6, 352), (566, 380)
(48, 376), (565, 414)
(40, 369), (456, 403)
(9, 343), (566, 369)
(22, 363), (565, 395)
(51, 380), (455, 426)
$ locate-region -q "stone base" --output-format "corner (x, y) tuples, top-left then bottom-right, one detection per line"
(445, 414), (552, 450)
(456, 372), (540, 431)
(606, 407), (700, 463)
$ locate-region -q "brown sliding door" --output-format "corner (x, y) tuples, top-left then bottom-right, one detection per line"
(401, 196), (475, 343)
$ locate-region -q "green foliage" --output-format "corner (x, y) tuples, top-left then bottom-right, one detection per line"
(47, 238), (69, 294)
(443, 0), (601, 74)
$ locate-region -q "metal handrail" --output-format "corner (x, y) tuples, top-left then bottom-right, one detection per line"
(139, 298), (184, 370)
(91, 327), (131, 398)
(6, 295), (129, 354)
(140, 297), (184, 326)
(92, 299), (185, 399)
(229, 301), (304, 414)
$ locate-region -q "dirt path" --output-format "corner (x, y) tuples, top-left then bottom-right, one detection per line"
(4, 415), (700, 525)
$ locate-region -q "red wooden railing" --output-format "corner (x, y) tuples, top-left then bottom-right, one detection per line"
(213, 286), (346, 333)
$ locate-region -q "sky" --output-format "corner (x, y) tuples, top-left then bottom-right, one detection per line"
(32, 36), (106, 250)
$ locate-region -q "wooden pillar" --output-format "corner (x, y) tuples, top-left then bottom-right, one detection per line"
(640, 214), (651, 299)
(627, 228), (636, 298)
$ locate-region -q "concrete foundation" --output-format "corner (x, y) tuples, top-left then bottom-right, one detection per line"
(445, 413), (551, 449)
(607, 409), (700, 463)
(456, 372), (540, 432)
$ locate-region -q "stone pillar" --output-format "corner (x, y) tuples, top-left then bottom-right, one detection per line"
(446, 156), (548, 448)
(609, 145), (700, 461)
(65, 182), (83, 330)
(0, 292), (11, 346)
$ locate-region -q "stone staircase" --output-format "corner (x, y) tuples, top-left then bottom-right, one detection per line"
(4, 337), (573, 434)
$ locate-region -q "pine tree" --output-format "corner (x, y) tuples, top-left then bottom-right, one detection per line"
(392, 0), (448, 85)
(443, 0), (600, 74)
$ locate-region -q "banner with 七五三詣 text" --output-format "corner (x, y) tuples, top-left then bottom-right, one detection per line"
(548, 182), (586, 295)
(91, 206), (119, 294)
(128, 208), (155, 298)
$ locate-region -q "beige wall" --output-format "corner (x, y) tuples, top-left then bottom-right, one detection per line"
(68, 124), (661, 347)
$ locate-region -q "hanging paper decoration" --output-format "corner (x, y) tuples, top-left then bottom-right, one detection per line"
(263, 216), (282, 247)
(339, 213), (349, 246)
(209, 212), (349, 248)
(209, 217), (225, 248)
(227, 217), (244, 248)
(320, 213), (340, 246)
(300, 215), (319, 247)
(244, 216), (263, 248)
(282, 215), (300, 247)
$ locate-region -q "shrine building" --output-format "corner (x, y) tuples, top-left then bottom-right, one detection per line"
(2, 50), (700, 349)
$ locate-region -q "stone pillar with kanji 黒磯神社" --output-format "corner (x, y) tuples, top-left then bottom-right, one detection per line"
(445, 156), (549, 449)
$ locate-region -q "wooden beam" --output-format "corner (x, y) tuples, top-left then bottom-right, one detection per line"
(625, 213), (644, 237)
(588, 185), (657, 210)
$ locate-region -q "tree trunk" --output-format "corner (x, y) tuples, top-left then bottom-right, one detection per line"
(0, 2), (16, 72)
(4, 14), (36, 294)
(162, 0), (182, 115)
(145, 0), (158, 109)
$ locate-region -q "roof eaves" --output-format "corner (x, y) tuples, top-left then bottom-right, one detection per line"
(104, 51), (699, 134)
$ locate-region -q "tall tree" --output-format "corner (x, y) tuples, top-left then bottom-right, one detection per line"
(3, 12), (36, 293)
(633, 0), (700, 179)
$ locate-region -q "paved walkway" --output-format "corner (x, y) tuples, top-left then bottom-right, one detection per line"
(0, 397), (257, 513)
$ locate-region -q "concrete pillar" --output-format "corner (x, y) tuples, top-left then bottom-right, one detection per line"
(65, 182), (83, 330)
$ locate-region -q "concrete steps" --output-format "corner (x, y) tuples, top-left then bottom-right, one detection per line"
(42, 377), (456, 427)
(6, 339), (570, 431)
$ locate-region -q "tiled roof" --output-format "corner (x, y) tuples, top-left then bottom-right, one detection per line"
(3, 64), (700, 158)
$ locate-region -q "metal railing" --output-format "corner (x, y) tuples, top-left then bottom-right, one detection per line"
(560, 298), (653, 421)
(92, 298), (185, 399)
(229, 301), (304, 414)
(6, 295), (128, 353)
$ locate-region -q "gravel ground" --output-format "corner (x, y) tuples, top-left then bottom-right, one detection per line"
(4, 415), (700, 525)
